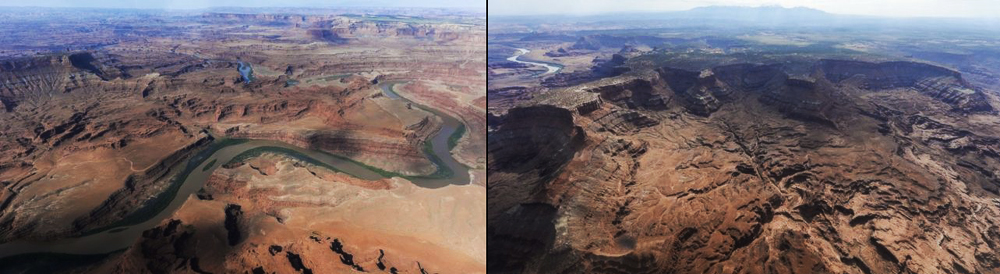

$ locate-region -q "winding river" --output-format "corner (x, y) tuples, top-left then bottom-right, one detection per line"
(507, 48), (562, 74)
(379, 82), (470, 188)
(0, 82), (469, 258)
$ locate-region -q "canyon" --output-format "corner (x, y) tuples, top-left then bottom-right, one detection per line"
(0, 7), (486, 273)
(488, 56), (1000, 273)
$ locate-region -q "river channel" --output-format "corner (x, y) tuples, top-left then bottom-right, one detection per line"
(0, 82), (469, 258)
(507, 48), (562, 74)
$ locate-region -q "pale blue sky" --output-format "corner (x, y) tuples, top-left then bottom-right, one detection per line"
(2, 0), (995, 18)
(488, 0), (1000, 18)
(0, 0), (485, 10)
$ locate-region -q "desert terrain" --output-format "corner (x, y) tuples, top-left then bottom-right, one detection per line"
(0, 7), (486, 273)
(488, 6), (1000, 274)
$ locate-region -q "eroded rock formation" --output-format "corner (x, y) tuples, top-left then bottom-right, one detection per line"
(488, 59), (1000, 274)
(819, 59), (993, 113)
(0, 9), (487, 270)
(99, 152), (485, 273)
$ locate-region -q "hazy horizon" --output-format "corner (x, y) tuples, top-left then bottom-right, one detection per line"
(488, 0), (1000, 19)
(0, 0), (486, 11)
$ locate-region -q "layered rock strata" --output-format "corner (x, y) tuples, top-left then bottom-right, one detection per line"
(488, 59), (1000, 274)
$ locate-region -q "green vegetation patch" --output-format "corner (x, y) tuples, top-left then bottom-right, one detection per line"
(202, 159), (217, 172)
(448, 123), (466, 150)
(224, 146), (346, 175)
(223, 145), (453, 180)
(321, 74), (351, 81)
(420, 140), (454, 180)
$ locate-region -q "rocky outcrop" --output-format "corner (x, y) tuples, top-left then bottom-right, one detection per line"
(712, 63), (786, 90)
(224, 204), (243, 246)
(541, 54), (629, 88)
(488, 203), (558, 272)
(913, 76), (994, 112)
(0, 52), (178, 112)
(69, 133), (214, 234)
(584, 75), (668, 111)
(0, 54), (84, 109)
(307, 29), (350, 44)
(0, 101), (207, 242)
(0, 8), (488, 272)
(109, 219), (199, 273)
(90, 148), (484, 273)
(657, 64), (804, 116)
(487, 105), (595, 272)
(819, 59), (960, 88)
(487, 86), (543, 110)
(173, 97), (314, 123)
(308, 17), (483, 44)
(488, 59), (1000, 274)
(881, 111), (1000, 194)
(657, 67), (722, 115)
(228, 129), (437, 176)
(285, 251), (314, 274)
(487, 105), (585, 192)
(576, 97), (603, 114)
(330, 238), (364, 271)
(488, 105), (584, 181)
(818, 59), (993, 113)
(201, 13), (308, 23)
(758, 78), (838, 126)
(593, 110), (660, 134)
(567, 35), (671, 51)
(68, 52), (125, 81)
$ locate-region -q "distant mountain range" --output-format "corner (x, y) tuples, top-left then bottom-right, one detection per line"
(489, 5), (999, 32)
(680, 6), (834, 20)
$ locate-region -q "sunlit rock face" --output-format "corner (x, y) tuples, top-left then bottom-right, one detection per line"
(0, 7), (487, 273)
(487, 58), (1000, 274)
(818, 59), (993, 113)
